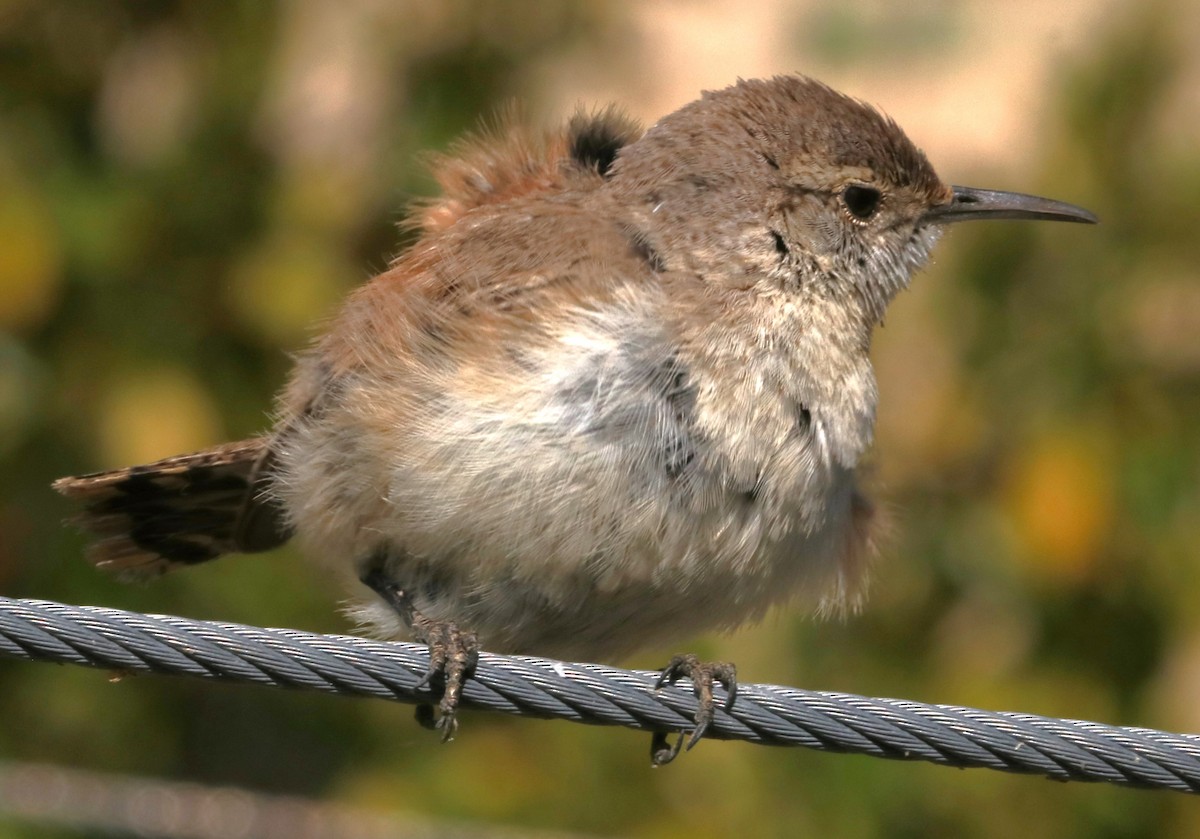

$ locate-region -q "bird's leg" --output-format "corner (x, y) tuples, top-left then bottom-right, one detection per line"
(651, 653), (738, 766)
(360, 567), (479, 741)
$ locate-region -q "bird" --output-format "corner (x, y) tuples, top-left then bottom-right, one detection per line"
(54, 75), (1097, 764)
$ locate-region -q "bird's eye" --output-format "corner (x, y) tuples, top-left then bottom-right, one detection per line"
(842, 185), (882, 220)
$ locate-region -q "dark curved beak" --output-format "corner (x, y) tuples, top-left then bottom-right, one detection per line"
(925, 186), (1098, 225)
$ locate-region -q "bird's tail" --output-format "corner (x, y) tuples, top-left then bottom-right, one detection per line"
(53, 438), (292, 579)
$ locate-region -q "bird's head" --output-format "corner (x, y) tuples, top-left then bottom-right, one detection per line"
(608, 75), (1095, 325)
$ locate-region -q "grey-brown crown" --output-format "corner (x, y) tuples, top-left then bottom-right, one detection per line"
(608, 75), (949, 205)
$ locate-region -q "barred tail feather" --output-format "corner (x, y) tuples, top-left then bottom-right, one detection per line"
(53, 439), (292, 579)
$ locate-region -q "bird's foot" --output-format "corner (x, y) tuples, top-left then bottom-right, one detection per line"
(361, 569), (479, 741)
(409, 612), (479, 741)
(651, 653), (737, 766)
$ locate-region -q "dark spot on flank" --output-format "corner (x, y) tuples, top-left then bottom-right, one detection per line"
(771, 231), (789, 258)
(795, 405), (812, 432)
(568, 116), (631, 177)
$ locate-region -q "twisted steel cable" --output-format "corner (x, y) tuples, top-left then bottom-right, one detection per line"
(2, 596), (1198, 792)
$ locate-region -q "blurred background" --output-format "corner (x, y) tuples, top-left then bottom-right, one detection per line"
(2, 1), (1199, 836)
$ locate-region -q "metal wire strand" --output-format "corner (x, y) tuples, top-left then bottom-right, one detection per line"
(2, 596), (1198, 793)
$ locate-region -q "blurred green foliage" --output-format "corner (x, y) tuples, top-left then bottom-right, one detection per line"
(1, 2), (1199, 837)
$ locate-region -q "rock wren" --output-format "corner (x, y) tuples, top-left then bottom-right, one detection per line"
(55, 75), (1097, 764)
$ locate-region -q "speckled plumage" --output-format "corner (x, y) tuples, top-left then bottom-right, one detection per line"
(55, 75), (1094, 668)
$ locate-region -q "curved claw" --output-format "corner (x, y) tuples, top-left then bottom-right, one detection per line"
(651, 653), (738, 765)
(651, 730), (686, 766)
